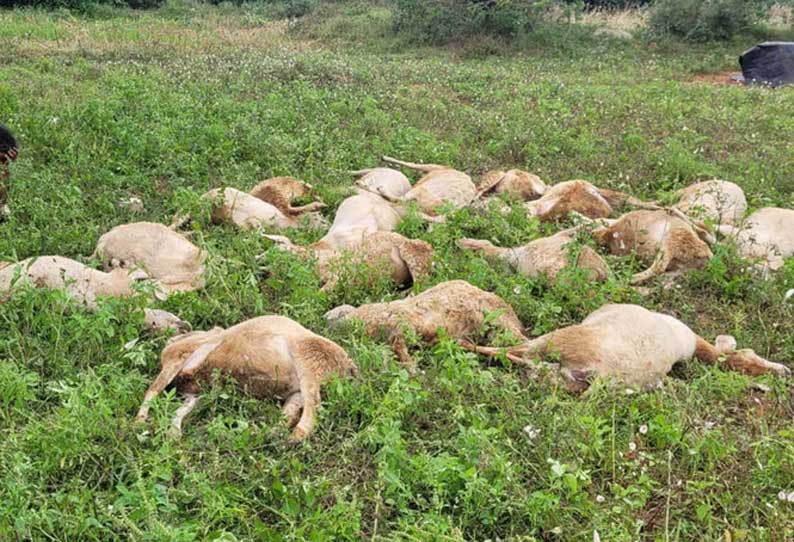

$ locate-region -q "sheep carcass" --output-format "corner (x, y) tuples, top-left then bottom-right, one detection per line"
(592, 209), (713, 284)
(94, 222), (207, 294)
(524, 180), (656, 221)
(0, 256), (148, 309)
(474, 304), (789, 391)
(457, 230), (608, 282)
(382, 156), (477, 215)
(325, 280), (527, 367)
(675, 180), (747, 226)
(476, 169), (547, 201)
(718, 207), (794, 272)
(205, 187), (324, 230)
(135, 315), (358, 441)
(350, 167), (412, 202)
(316, 231), (433, 292)
(248, 176), (326, 216)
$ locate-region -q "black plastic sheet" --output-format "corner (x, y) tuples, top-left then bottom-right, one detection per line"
(740, 42), (794, 87)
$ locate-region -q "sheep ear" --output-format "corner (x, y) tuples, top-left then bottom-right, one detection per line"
(182, 341), (222, 373)
(715, 335), (737, 354)
(398, 242), (433, 283)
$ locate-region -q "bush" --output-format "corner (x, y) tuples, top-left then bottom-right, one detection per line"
(0, 0), (163, 9)
(391, 0), (549, 45)
(649, 0), (763, 41)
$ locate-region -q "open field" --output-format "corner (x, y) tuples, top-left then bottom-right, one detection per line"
(2, 3), (794, 540)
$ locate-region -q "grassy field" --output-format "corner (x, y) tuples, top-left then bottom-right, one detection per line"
(2, 2), (794, 540)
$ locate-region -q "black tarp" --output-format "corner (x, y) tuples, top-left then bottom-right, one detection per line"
(740, 42), (794, 87)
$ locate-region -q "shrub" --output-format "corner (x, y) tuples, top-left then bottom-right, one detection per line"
(0, 0), (163, 10)
(649, 0), (763, 41)
(391, 0), (549, 45)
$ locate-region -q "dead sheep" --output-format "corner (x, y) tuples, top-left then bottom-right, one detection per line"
(93, 222), (207, 295)
(475, 169), (547, 201)
(0, 256), (149, 310)
(457, 230), (608, 282)
(248, 176), (326, 216)
(592, 209), (713, 284)
(718, 207), (794, 273)
(382, 156), (477, 215)
(143, 308), (192, 334)
(675, 180), (747, 226)
(135, 315), (358, 441)
(204, 187), (325, 231)
(473, 303), (790, 391)
(524, 180), (657, 221)
(349, 167), (412, 202)
(325, 280), (528, 367)
(316, 231), (434, 292)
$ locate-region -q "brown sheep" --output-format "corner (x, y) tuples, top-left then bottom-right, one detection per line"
(524, 180), (657, 221)
(325, 280), (528, 368)
(472, 304), (790, 391)
(675, 180), (747, 226)
(248, 176), (326, 216)
(93, 222), (207, 295)
(457, 230), (608, 282)
(476, 169), (547, 201)
(382, 156), (477, 215)
(316, 231), (434, 292)
(135, 315), (358, 441)
(718, 207), (794, 273)
(0, 255), (150, 309)
(592, 209), (713, 284)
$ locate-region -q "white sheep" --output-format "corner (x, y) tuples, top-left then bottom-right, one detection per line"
(675, 180), (747, 226)
(473, 303), (790, 391)
(717, 207), (794, 273)
(382, 156), (477, 215)
(93, 222), (207, 295)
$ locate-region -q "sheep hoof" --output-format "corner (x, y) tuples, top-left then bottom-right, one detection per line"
(289, 428), (308, 443)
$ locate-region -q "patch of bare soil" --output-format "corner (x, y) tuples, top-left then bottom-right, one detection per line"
(688, 71), (744, 86)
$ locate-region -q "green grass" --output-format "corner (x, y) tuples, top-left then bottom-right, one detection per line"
(1, 3), (794, 541)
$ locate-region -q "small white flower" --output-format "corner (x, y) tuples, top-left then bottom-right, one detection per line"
(788, 492), (794, 503)
(550, 526), (563, 535)
(628, 442), (637, 452)
(523, 425), (540, 440)
(624, 388), (636, 395)
(593, 530), (601, 542)
(778, 491), (787, 501)
(704, 421), (716, 430)
(596, 495), (606, 503)
(785, 289), (794, 301)
(513, 286), (521, 295)
(639, 424), (648, 435)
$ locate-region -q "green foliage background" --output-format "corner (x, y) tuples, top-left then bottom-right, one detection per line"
(1, 2), (794, 541)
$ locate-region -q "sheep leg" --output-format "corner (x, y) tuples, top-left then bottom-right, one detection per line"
(456, 238), (506, 259)
(135, 341), (219, 422)
(630, 248), (673, 285)
(282, 392), (304, 428)
(382, 155), (446, 173)
(694, 337), (790, 377)
(288, 202), (327, 214)
(290, 376), (320, 442)
(168, 393), (199, 437)
(388, 332), (416, 369)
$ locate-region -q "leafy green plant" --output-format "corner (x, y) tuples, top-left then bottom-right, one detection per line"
(650, 0), (764, 41)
